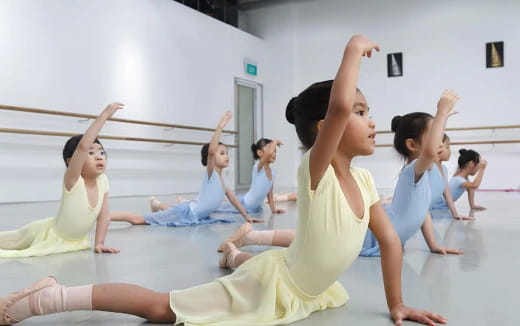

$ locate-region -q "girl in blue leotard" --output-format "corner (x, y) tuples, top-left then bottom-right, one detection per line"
(432, 148), (488, 211)
(109, 111), (263, 226)
(360, 91), (464, 257)
(215, 138), (285, 215)
(429, 135), (473, 219)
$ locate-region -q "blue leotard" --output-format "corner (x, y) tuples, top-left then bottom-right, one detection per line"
(143, 171), (232, 227)
(360, 160), (431, 256)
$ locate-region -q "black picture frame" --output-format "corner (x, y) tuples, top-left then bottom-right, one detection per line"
(387, 52), (403, 77)
(486, 41), (504, 68)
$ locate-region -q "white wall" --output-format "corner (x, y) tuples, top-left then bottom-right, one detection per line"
(0, 0), (276, 202)
(246, 0), (520, 190)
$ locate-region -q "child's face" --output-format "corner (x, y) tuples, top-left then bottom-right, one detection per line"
(257, 147), (277, 163)
(215, 144), (229, 168)
(82, 143), (107, 177)
(438, 141), (451, 161)
(339, 92), (376, 156)
(469, 161), (480, 175)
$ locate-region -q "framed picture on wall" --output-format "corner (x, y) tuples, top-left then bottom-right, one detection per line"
(486, 41), (504, 68)
(387, 52), (403, 77)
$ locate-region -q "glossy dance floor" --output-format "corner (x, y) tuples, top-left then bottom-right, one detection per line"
(0, 191), (518, 325)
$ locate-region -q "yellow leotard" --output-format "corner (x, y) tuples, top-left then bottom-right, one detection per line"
(0, 174), (109, 257)
(170, 150), (379, 325)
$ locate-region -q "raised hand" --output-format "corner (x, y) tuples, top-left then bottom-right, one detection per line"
(391, 303), (447, 326)
(437, 89), (459, 117)
(346, 34), (381, 58)
(102, 102), (124, 119)
(218, 111), (233, 129)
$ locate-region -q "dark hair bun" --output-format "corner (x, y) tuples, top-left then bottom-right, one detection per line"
(459, 149), (467, 155)
(391, 115), (402, 132)
(285, 97), (297, 124)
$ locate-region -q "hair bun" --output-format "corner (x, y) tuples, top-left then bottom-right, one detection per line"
(391, 115), (402, 132)
(459, 149), (467, 155)
(285, 97), (298, 124)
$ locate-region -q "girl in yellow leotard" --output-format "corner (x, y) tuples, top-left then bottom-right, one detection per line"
(0, 103), (123, 257)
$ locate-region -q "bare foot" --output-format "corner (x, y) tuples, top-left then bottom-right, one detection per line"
(217, 223), (253, 252)
(174, 196), (186, 204)
(150, 197), (161, 212)
(219, 242), (240, 269)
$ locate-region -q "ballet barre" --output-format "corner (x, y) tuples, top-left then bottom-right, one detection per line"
(376, 124), (520, 134)
(375, 139), (520, 148)
(0, 127), (238, 148)
(0, 104), (238, 135)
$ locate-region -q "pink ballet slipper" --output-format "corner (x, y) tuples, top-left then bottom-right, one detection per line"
(0, 276), (57, 325)
(217, 223), (252, 252)
(219, 242), (239, 270)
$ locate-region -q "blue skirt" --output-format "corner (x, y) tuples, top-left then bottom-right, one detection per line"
(143, 201), (233, 227)
(214, 194), (263, 214)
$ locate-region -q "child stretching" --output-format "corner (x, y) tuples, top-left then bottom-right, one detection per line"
(0, 35), (445, 326)
(0, 103), (122, 257)
(432, 148), (487, 211)
(109, 111), (263, 226)
(429, 135), (473, 219)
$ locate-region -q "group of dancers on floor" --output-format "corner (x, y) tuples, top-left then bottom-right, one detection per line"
(0, 35), (488, 326)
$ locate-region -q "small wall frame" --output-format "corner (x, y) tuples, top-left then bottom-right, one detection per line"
(486, 41), (504, 68)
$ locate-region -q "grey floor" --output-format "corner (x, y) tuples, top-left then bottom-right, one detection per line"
(1, 191), (519, 325)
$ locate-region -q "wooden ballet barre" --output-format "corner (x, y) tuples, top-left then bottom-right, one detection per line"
(375, 139), (520, 147)
(376, 124), (520, 135)
(0, 105), (238, 135)
(0, 128), (237, 148)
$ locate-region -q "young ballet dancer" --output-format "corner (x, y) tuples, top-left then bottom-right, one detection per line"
(360, 99), (465, 257)
(109, 111), (263, 226)
(429, 135), (473, 219)
(0, 36), (446, 326)
(0, 103), (122, 257)
(215, 138), (285, 216)
(432, 149), (487, 210)
(218, 98), (465, 260)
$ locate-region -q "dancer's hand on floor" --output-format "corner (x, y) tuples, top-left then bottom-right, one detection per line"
(391, 303), (447, 326)
(246, 217), (264, 223)
(430, 246), (463, 255)
(95, 243), (120, 254)
(453, 214), (475, 220)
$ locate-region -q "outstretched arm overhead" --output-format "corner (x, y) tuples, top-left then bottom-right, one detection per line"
(64, 102), (124, 190)
(206, 111), (232, 178)
(414, 91), (458, 181)
(309, 35), (380, 189)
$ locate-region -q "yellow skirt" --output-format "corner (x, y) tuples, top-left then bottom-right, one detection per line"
(170, 249), (348, 326)
(0, 217), (90, 258)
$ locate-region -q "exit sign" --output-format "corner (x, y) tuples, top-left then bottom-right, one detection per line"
(244, 59), (258, 76)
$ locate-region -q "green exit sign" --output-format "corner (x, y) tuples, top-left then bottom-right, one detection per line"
(246, 63), (257, 75)
(244, 59), (258, 76)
